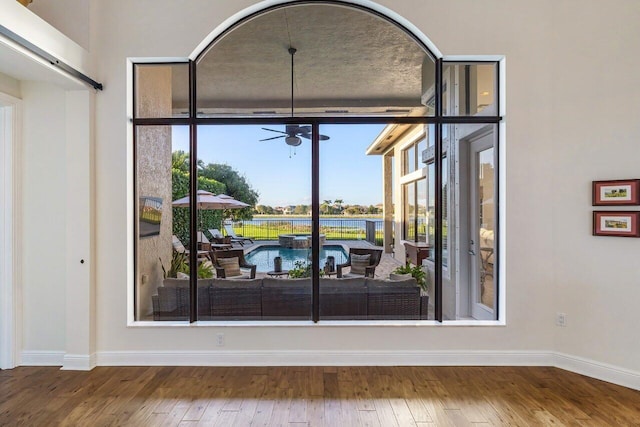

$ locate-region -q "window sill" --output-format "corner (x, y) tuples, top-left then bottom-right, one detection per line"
(128, 319), (504, 327)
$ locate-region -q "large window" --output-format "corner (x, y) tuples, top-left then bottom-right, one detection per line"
(132, 1), (501, 323)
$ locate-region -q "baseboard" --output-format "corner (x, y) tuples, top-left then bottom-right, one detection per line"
(554, 352), (640, 391)
(20, 350), (64, 366)
(96, 350), (553, 367)
(22, 349), (640, 391)
(61, 353), (96, 371)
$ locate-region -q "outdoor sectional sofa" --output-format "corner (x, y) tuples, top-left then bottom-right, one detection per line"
(152, 277), (429, 321)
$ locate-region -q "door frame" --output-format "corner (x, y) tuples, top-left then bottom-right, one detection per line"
(0, 92), (22, 369)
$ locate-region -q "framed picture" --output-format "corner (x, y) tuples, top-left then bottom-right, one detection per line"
(592, 179), (640, 206)
(139, 196), (163, 238)
(593, 211), (640, 237)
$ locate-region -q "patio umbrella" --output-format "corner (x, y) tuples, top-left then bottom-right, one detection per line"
(172, 190), (249, 209)
(172, 190), (250, 230)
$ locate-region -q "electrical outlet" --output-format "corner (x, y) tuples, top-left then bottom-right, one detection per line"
(216, 333), (225, 347)
(556, 312), (567, 327)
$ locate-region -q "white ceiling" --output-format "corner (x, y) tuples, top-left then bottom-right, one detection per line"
(192, 3), (435, 117)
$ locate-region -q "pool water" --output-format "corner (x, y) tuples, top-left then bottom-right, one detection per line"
(245, 245), (348, 272)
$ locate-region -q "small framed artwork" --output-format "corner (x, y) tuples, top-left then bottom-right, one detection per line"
(592, 179), (640, 206)
(593, 211), (640, 237)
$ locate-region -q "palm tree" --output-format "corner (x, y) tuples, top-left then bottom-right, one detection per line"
(321, 200), (332, 215)
(334, 199), (343, 213)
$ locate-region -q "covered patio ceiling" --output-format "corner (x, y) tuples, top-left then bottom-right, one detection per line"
(178, 3), (435, 117)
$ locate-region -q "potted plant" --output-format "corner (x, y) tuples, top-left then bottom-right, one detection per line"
(160, 251), (214, 279)
(391, 262), (427, 291)
(288, 260), (325, 278)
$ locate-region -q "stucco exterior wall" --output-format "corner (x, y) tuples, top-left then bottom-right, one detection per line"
(135, 66), (173, 319)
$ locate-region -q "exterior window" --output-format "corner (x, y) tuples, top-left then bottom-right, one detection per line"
(131, 2), (502, 323)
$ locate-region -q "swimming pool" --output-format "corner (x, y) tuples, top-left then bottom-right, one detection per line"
(245, 245), (348, 272)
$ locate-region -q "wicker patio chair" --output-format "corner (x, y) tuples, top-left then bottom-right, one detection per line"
(337, 248), (383, 278)
(211, 249), (257, 279)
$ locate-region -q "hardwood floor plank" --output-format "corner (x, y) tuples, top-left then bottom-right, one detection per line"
(308, 367), (324, 397)
(233, 374), (268, 426)
(267, 386), (293, 426)
(358, 408), (383, 427)
(351, 367), (376, 411)
(1, 366), (639, 426)
(306, 396), (325, 427)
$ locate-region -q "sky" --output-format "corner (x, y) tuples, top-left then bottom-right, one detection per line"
(172, 124), (386, 207)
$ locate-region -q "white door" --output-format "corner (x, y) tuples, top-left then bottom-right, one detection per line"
(0, 94), (21, 369)
(469, 132), (496, 320)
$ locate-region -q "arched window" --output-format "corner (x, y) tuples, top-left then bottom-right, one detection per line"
(132, 1), (502, 324)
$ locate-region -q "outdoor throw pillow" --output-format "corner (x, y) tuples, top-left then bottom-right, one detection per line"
(350, 253), (371, 275)
(218, 257), (241, 277)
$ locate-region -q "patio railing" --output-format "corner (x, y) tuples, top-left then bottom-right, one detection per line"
(230, 218), (384, 246)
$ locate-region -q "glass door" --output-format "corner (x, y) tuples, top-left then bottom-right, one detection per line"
(469, 132), (496, 320)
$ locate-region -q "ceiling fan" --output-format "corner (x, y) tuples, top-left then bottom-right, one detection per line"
(260, 125), (329, 146)
(260, 47), (330, 147)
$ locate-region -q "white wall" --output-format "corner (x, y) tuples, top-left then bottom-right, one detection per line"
(20, 81), (67, 352)
(15, 0), (640, 382)
(28, 0), (90, 50)
(549, 2), (640, 372)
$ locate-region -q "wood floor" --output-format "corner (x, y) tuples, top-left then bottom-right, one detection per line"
(1, 366), (640, 426)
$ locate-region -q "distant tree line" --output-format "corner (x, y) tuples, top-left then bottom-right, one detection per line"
(254, 199), (383, 216)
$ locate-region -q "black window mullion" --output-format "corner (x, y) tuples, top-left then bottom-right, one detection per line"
(312, 122), (320, 323)
(434, 58), (443, 322)
(189, 60), (198, 323)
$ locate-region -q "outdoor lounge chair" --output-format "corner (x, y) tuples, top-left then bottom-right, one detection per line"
(223, 224), (254, 246)
(208, 228), (233, 245)
(211, 249), (257, 279)
(199, 231), (232, 251)
(172, 235), (210, 261)
(337, 247), (383, 278)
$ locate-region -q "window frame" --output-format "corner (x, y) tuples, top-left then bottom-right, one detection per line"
(130, 2), (503, 325)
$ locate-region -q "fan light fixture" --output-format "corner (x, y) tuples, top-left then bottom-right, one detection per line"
(285, 135), (302, 146)
(259, 47), (329, 152)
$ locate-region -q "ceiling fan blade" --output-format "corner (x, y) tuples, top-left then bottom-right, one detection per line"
(259, 135), (286, 141)
(297, 125), (312, 134)
(261, 127), (288, 135)
(298, 133), (330, 141)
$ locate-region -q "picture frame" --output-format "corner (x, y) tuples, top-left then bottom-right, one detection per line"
(592, 179), (640, 206)
(593, 211), (640, 237)
(139, 196), (163, 238)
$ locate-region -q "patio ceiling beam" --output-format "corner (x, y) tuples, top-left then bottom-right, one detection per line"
(131, 115), (502, 126)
